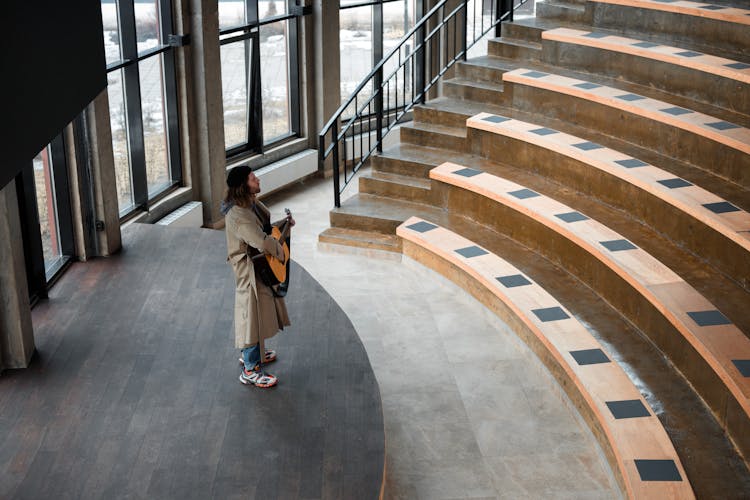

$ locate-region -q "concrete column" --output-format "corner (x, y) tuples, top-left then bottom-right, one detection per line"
(0, 180), (35, 372)
(86, 90), (122, 256)
(172, 0), (198, 198)
(301, 0), (317, 149)
(313, 0), (340, 175)
(188, 0), (227, 227)
(65, 123), (90, 261)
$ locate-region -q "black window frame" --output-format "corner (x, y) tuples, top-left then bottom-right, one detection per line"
(105, 0), (182, 219)
(339, 0), (419, 119)
(219, 0), (304, 159)
(17, 133), (76, 300)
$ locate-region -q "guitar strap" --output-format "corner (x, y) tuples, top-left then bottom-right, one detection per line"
(252, 202), (272, 235)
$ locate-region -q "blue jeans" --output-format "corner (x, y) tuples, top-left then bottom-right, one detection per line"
(241, 343), (261, 371)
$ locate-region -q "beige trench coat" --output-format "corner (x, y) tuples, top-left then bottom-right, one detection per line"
(225, 201), (291, 350)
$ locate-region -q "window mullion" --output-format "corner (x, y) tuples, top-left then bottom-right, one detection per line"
(118, 0), (148, 209)
(159, 0), (182, 186)
(248, 0), (263, 152)
(49, 135), (75, 257)
(250, 31), (264, 152)
(288, 16), (301, 136)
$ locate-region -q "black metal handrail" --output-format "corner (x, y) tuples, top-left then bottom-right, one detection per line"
(320, 0), (525, 207)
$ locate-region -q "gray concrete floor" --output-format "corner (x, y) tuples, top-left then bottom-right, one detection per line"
(262, 173), (621, 499)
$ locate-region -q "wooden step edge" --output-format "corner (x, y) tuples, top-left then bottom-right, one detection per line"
(501, 68), (750, 157)
(428, 162), (750, 458)
(397, 216), (695, 500)
(466, 112), (750, 256)
(541, 27), (750, 85)
(590, 0), (750, 27)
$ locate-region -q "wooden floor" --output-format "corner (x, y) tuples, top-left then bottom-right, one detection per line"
(0, 223), (384, 499)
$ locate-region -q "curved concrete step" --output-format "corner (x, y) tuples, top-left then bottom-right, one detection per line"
(397, 216), (694, 499)
(359, 171), (433, 204)
(429, 161), (750, 459)
(324, 192), (750, 497)
(442, 77), (506, 104)
(540, 27), (750, 114)
(487, 37), (543, 60)
(399, 121), (469, 152)
(466, 111), (750, 287)
(318, 226), (401, 252)
(587, 0), (750, 60)
(502, 67), (750, 187)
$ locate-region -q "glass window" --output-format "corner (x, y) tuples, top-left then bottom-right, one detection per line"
(219, 0), (246, 30)
(136, 0), (161, 53)
(222, 40), (250, 149)
(261, 21), (291, 143)
(260, 0), (287, 19)
(103, 0), (181, 217)
(383, 0), (415, 110)
(139, 55), (171, 195)
(32, 146), (61, 273)
(340, 6), (373, 106)
(219, 0), (301, 156)
(102, 0), (122, 65)
(108, 69), (134, 213)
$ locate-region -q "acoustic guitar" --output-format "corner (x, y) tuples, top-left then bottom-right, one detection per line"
(251, 208), (292, 296)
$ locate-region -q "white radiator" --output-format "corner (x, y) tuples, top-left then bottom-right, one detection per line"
(156, 201), (203, 228)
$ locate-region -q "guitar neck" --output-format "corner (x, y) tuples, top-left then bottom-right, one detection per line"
(278, 209), (292, 238)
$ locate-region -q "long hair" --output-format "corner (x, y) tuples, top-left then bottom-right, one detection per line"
(223, 183), (255, 208)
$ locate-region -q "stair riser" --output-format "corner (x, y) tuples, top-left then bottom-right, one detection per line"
(468, 127), (750, 288)
(456, 62), (507, 86)
(330, 211), (401, 235)
(412, 106), (469, 128)
(487, 40), (542, 61)
(499, 21), (544, 43)
(400, 127), (468, 152)
(372, 155), (434, 178)
(442, 81), (507, 106)
(432, 181), (747, 456)
(506, 83), (750, 186)
(541, 40), (750, 116)
(591, 4), (750, 58)
(359, 176), (434, 205)
(318, 232), (401, 253)
(535, 2), (590, 22)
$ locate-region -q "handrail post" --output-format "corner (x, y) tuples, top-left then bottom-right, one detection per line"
(415, 0), (426, 104)
(375, 67), (383, 153)
(331, 124), (341, 208)
(373, 0), (384, 154)
(495, 0), (503, 37)
(459, 0), (468, 60)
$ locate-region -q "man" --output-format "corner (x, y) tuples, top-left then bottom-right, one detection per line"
(221, 165), (293, 388)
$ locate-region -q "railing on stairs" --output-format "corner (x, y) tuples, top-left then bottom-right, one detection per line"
(319, 0), (528, 207)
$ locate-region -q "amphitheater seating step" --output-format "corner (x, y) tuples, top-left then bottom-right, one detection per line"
(585, 0), (750, 58)
(428, 161), (750, 458)
(543, 27), (750, 83)
(540, 27), (750, 114)
(397, 216), (694, 499)
(318, 226), (401, 253)
(590, 0), (750, 25)
(502, 67), (750, 187)
(465, 111), (750, 284)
